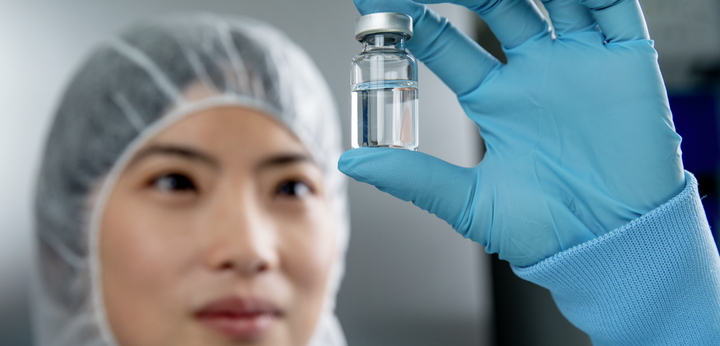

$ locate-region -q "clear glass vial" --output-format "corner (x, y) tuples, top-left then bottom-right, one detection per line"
(351, 12), (418, 150)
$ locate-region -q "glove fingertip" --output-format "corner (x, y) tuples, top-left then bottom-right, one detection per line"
(352, 0), (424, 18)
(337, 148), (393, 183)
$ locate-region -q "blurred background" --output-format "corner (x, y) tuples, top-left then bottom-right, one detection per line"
(1, 0), (718, 345)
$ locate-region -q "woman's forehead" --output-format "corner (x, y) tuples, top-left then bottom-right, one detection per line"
(144, 106), (313, 165)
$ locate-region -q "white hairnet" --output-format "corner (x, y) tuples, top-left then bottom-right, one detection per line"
(33, 13), (348, 346)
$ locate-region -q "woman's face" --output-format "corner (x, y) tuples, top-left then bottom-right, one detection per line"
(100, 106), (338, 346)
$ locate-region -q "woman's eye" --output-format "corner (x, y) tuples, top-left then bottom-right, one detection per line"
(153, 173), (196, 192)
(276, 181), (311, 198)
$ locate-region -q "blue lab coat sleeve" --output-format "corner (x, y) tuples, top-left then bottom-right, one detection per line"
(512, 172), (720, 345)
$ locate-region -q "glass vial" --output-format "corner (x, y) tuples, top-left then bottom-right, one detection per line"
(351, 12), (418, 150)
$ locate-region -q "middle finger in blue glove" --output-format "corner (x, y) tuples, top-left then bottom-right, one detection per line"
(579, 0), (650, 42)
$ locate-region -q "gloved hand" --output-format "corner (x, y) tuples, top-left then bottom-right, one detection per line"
(339, 0), (686, 266)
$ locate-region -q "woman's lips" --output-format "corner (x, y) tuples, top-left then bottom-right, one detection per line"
(195, 297), (281, 340)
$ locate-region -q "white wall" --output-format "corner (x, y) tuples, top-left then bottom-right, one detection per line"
(642, 0), (720, 90)
(0, 1), (490, 345)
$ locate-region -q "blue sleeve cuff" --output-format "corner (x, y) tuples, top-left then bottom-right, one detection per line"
(512, 171), (720, 345)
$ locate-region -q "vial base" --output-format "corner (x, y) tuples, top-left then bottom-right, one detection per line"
(351, 80), (418, 150)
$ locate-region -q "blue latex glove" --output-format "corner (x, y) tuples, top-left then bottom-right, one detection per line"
(339, 0), (686, 266)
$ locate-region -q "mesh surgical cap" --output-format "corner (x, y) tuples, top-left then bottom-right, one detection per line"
(33, 14), (348, 346)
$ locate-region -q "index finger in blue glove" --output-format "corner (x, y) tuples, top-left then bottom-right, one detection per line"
(579, 0), (650, 42)
(338, 147), (478, 232)
(413, 0), (549, 49)
(354, 0), (501, 96)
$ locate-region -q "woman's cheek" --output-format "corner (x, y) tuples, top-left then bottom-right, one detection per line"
(103, 192), (192, 290)
(279, 202), (337, 290)
(103, 178), (203, 293)
(275, 202), (337, 344)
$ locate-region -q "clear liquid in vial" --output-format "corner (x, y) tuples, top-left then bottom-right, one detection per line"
(351, 80), (418, 150)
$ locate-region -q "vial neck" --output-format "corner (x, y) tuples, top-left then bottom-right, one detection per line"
(362, 33), (406, 51)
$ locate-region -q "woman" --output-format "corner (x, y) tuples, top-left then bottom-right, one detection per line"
(34, 14), (348, 346)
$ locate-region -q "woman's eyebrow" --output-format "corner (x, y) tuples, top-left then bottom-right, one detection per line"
(256, 153), (314, 172)
(128, 144), (219, 169)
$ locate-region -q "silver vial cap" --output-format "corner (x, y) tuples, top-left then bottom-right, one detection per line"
(355, 12), (413, 41)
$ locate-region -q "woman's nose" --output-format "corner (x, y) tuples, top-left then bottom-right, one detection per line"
(203, 195), (279, 277)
